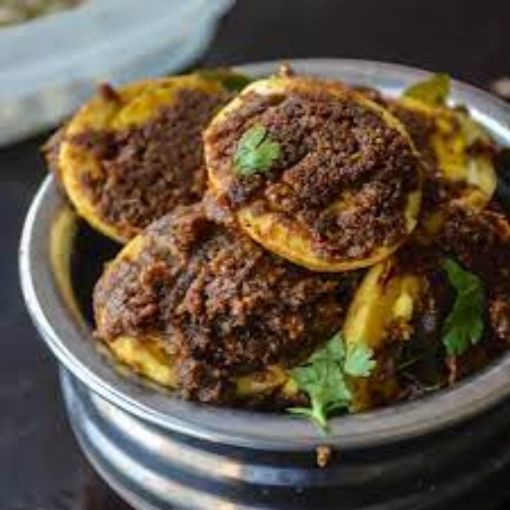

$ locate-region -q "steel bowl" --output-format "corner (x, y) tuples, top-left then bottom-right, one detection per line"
(19, 59), (510, 510)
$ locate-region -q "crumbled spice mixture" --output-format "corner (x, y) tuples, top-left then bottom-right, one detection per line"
(69, 88), (228, 238)
(388, 102), (496, 217)
(438, 206), (510, 343)
(94, 204), (358, 403)
(438, 206), (510, 292)
(205, 87), (422, 261)
(354, 86), (464, 217)
(316, 445), (332, 468)
(387, 102), (454, 218)
(389, 103), (438, 165)
(356, 204), (510, 407)
(386, 204), (510, 398)
(98, 82), (122, 103)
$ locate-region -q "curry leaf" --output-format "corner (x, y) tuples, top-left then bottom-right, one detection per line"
(403, 73), (451, 106)
(233, 124), (281, 176)
(442, 258), (485, 356)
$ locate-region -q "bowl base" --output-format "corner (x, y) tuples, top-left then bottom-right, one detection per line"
(61, 368), (510, 510)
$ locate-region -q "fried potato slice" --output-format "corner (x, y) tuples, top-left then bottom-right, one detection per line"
(391, 96), (497, 212)
(94, 226), (290, 398)
(93, 235), (182, 387)
(104, 333), (292, 401)
(343, 257), (422, 349)
(204, 74), (423, 272)
(343, 256), (424, 411)
(48, 74), (231, 243)
(107, 332), (292, 399)
(94, 204), (353, 403)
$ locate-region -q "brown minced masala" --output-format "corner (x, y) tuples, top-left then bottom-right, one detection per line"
(205, 88), (422, 261)
(94, 204), (358, 403)
(67, 87), (229, 237)
(354, 88), (497, 217)
(438, 205), (510, 341)
(389, 101), (497, 216)
(388, 102), (456, 214)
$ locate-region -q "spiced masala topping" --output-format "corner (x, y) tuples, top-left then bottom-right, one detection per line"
(94, 204), (357, 403)
(70, 88), (228, 235)
(206, 88), (422, 261)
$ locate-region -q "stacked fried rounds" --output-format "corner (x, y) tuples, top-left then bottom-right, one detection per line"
(45, 67), (508, 411)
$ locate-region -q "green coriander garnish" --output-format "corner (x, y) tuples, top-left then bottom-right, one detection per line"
(288, 334), (375, 431)
(403, 73), (451, 106)
(233, 124), (281, 176)
(442, 258), (485, 357)
(344, 343), (377, 377)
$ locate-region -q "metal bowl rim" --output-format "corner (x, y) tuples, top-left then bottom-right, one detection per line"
(19, 58), (510, 451)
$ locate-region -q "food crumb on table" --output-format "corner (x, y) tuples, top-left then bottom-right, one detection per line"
(316, 445), (332, 468)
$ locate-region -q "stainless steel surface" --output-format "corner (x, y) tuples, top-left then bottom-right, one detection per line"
(18, 59), (510, 509)
(60, 367), (510, 510)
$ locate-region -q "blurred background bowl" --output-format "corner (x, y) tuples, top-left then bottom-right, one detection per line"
(0, 0), (234, 146)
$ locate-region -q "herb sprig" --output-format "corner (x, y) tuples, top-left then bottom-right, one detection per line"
(233, 124), (281, 176)
(403, 73), (451, 106)
(442, 258), (485, 357)
(288, 334), (375, 430)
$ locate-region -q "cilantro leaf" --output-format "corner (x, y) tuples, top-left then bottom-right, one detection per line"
(403, 73), (451, 106)
(344, 343), (376, 377)
(233, 124), (281, 176)
(442, 258), (485, 357)
(288, 333), (375, 431)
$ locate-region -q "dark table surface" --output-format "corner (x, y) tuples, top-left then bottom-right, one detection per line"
(2, 1), (510, 508)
